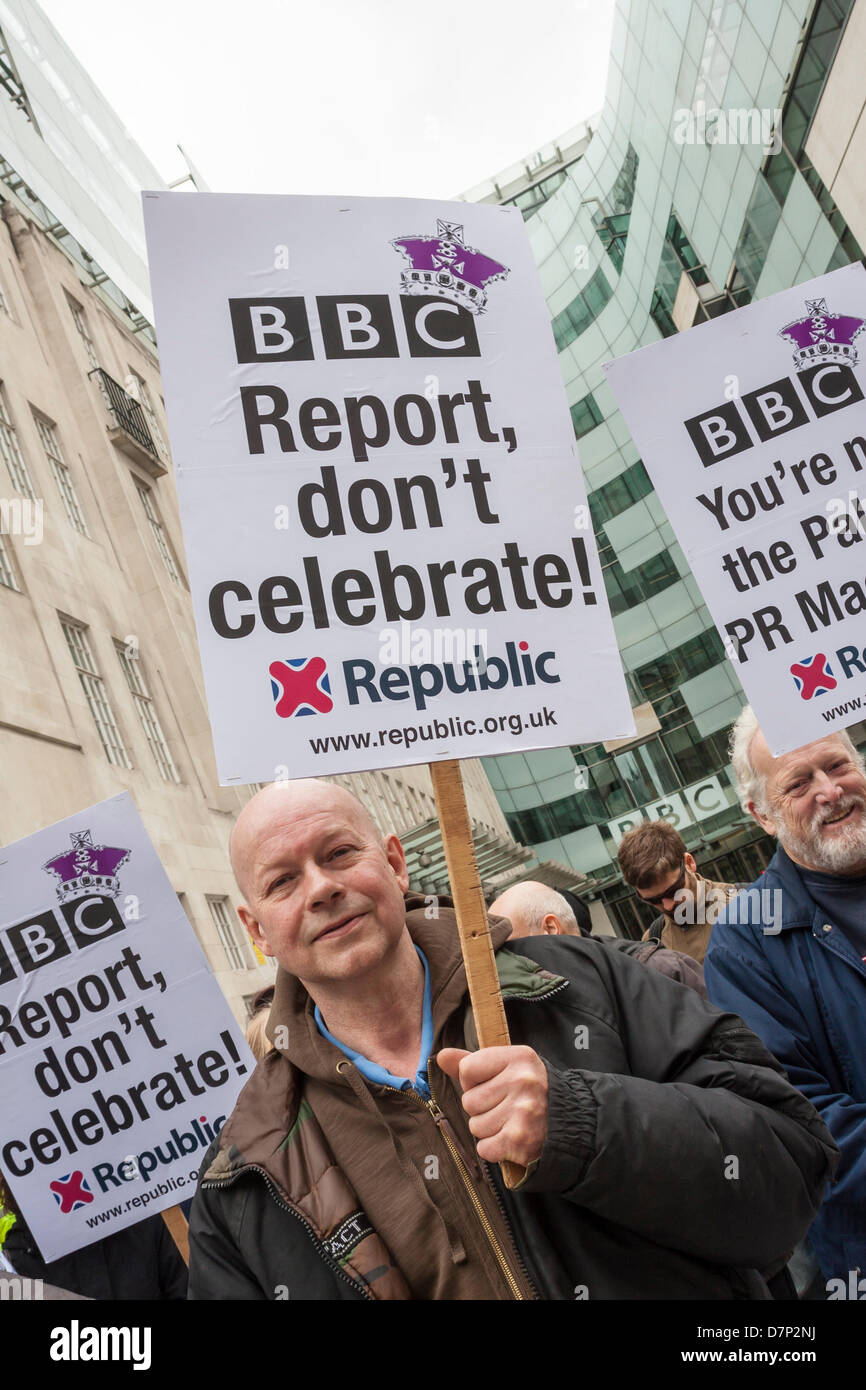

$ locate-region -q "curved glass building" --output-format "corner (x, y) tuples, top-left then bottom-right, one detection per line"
(465, 0), (866, 933)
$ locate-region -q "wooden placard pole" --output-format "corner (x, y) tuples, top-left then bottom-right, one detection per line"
(162, 1205), (189, 1266)
(429, 758), (524, 1190)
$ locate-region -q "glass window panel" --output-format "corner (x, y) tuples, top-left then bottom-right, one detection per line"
(0, 386), (35, 499)
(589, 758), (633, 815)
(634, 630), (725, 705)
(570, 392), (603, 439)
(0, 534), (18, 590)
(207, 896), (247, 971)
(67, 295), (99, 370)
(552, 268), (612, 351)
(35, 414), (88, 535)
(115, 641), (180, 783)
(613, 749), (660, 805)
(663, 720), (731, 784)
(764, 148), (795, 207)
(636, 738), (680, 795)
(60, 618), (131, 767)
(135, 480), (182, 583)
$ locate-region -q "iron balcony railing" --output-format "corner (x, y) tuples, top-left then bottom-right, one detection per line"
(88, 367), (161, 461)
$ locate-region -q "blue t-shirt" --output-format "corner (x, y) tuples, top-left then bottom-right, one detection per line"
(314, 946), (433, 1099)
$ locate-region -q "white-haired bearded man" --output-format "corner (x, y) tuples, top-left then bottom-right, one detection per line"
(704, 707), (866, 1293)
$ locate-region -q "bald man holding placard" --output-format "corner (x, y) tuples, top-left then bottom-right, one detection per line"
(187, 779), (835, 1301)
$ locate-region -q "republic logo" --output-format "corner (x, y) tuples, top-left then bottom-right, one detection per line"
(49, 1170), (94, 1214)
(269, 656), (333, 717)
(790, 653), (837, 700)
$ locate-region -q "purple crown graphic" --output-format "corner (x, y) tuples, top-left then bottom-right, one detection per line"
(391, 220), (509, 314)
(778, 297), (865, 371)
(43, 830), (130, 904)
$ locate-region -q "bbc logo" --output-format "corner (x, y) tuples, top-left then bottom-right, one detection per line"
(229, 294), (481, 363)
(0, 896), (126, 984)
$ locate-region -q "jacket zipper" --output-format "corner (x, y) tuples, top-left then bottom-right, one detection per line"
(423, 972), (566, 1297)
(200, 1165), (374, 1301)
(399, 1086), (527, 1300)
(481, 1158), (540, 1299)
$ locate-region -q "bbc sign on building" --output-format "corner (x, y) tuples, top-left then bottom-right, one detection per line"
(606, 775), (729, 847)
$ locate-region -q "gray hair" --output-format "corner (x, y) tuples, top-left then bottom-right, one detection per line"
(729, 705), (766, 814)
(489, 881), (577, 935)
(729, 704), (864, 814)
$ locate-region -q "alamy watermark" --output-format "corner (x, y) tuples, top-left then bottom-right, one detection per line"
(378, 621), (488, 668)
(673, 104), (782, 155)
(673, 884), (783, 934)
(0, 496), (42, 545)
(0, 1276), (44, 1299)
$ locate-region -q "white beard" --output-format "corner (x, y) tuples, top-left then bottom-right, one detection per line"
(773, 795), (866, 874)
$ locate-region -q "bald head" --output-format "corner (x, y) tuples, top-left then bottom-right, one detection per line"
(489, 881), (578, 938)
(230, 780), (383, 901)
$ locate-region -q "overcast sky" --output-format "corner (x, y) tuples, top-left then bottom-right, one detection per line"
(37, 0), (617, 198)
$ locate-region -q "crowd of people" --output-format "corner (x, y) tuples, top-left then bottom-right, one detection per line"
(2, 703), (863, 1300)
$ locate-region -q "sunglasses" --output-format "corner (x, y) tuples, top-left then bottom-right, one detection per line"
(639, 859), (688, 908)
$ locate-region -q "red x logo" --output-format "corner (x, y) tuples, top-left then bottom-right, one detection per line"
(49, 1170), (94, 1213)
(790, 654), (837, 700)
(270, 657), (333, 717)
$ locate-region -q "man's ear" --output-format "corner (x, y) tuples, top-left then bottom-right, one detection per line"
(684, 852), (698, 873)
(747, 800), (777, 837)
(238, 903), (273, 957)
(384, 834), (410, 894)
(542, 914), (562, 935)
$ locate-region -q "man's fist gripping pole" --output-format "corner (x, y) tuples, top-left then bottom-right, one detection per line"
(437, 1045), (549, 1169)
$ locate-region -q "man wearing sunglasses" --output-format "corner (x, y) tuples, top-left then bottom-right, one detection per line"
(617, 820), (740, 965)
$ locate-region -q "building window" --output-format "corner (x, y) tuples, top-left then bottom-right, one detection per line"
(125, 370), (168, 461)
(552, 267), (613, 352)
(208, 896), (248, 971)
(594, 212), (631, 274)
(609, 144), (639, 215)
(34, 414), (88, 535)
(60, 617), (131, 767)
(601, 548), (681, 617)
(0, 534), (18, 590)
(649, 289), (677, 339)
(0, 386), (35, 498)
(730, 0), (861, 296)
(508, 168), (569, 222)
(729, 176), (785, 297)
(782, 0), (854, 162)
(66, 295), (99, 370)
(570, 392), (604, 439)
(135, 479), (182, 583)
(115, 641), (180, 783)
(0, 273), (13, 319)
(632, 629), (727, 711)
(651, 213), (710, 337)
(588, 460), (653, 528)
(662, 720), (731, 785)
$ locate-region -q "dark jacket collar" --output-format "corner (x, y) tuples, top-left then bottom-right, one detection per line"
(760, 846), (841, 931)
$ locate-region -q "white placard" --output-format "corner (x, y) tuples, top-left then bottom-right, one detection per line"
(0, 794), (253, 1261)
(606, 263), (866, 756)
(142, 192), (633, 782)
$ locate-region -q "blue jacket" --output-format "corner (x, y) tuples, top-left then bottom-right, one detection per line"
(705, 847), (865, 1282)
